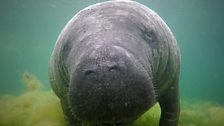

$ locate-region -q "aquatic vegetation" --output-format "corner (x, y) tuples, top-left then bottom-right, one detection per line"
(21, 72), (43, 91)
(179, 100), (224, 126)
(126, 103), (160, 126)
(0, 72), (65, 126)
(0, 72), (223, 126)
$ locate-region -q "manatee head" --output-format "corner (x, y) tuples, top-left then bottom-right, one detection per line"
(68, 44), (156, 123)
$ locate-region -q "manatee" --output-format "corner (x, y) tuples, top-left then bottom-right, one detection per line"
(49, 1), (180, 126)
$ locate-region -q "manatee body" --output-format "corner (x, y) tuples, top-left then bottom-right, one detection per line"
(49, 1), (180, 126)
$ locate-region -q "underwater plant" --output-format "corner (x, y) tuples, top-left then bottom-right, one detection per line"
(0, 72), (224, 126)
(0, 72), (65, 126)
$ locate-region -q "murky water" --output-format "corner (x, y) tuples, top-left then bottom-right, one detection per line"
(0, 0), (223, 126)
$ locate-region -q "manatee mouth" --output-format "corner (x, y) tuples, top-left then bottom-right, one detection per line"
(68, 45), (155, 123)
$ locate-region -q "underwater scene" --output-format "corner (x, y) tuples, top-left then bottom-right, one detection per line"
(0, 0), (224, 126)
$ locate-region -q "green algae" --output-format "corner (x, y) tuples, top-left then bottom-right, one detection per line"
(0, 72), (223, 126)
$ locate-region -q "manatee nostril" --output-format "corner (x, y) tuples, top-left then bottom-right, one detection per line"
(108, 65), (119, 72)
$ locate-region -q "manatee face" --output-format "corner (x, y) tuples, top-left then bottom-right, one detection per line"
(49, 1), (180, 125)
(68, 45), (156, 123)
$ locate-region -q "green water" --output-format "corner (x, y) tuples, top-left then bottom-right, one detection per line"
(0, 0), (224, 126)
(0, 0), (223, 104)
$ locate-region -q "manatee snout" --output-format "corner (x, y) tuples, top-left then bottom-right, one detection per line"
(49, 1), (180, 125)
(68, 45), (156, 123)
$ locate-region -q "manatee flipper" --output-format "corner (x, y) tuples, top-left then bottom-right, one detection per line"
(158, 78), (180, 126)
(60, 98), (82, 126)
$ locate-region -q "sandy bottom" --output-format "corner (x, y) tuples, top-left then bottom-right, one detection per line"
(0, 72), (223, 126)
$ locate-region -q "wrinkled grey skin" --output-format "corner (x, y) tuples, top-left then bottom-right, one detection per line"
(49, 1), (180, 126)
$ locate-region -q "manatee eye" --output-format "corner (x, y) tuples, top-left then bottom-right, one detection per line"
(84, 70), (96, 76)
(143, 30), (154, 43)
(142, 30), (158, 49)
